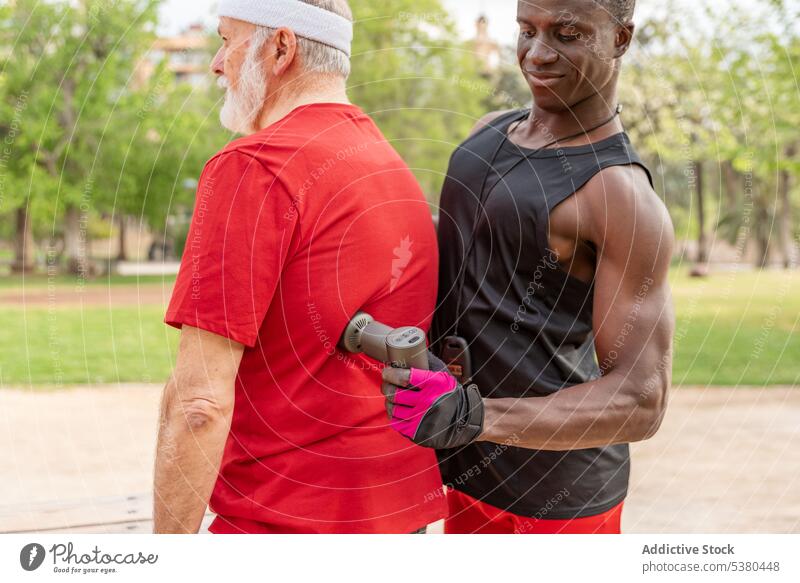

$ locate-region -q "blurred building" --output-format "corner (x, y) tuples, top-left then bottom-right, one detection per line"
(472, 15), (500, 74)
(136, 23), (211, 88)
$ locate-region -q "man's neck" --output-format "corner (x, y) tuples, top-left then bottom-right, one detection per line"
(253, 76), (350, 132)
(515, 87), (623, 150)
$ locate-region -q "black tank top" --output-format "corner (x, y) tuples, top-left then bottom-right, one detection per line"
(432, 109), (653, 519)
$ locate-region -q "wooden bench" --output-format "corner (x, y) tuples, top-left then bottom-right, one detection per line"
(0, 493), (214, 534)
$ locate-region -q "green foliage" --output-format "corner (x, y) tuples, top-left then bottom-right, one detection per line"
(2, 0), (798, 266)
(619, 0), (800, 265)
(1, 0), (491, 258)
(0, 0), (225, 265)
(1, 0), (157, 210)
(348, 0), (490, 200)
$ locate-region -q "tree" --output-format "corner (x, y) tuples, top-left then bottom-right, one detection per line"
(348, 0), (490, 202)
(1, 0), (225, 273)
(619, 0), (800, 270)
(0, 0), (160, 274)
(92, 56), (225, 263)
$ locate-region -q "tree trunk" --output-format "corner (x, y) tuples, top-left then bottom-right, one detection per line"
(63, 204), (88, 275)
(117, 215), (128, 261)
(779, 145), (796, 268)
(694, 160), (708, 264)
(722, 161), (739, 216)
(11, 203), (35, 274)
(754, 204), (771, 269)
(756, 234), (771, 268)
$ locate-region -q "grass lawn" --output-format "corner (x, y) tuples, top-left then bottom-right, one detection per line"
(0, 306), (179, 386)
(0, 270), (797, 387)
(669, 268), (799, 386)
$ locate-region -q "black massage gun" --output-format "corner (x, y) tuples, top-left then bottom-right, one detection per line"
(339, 312), (429, 370)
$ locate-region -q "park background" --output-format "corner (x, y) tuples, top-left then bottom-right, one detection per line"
(0, 0), (798, 533)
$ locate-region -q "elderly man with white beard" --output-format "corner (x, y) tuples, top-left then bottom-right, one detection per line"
(153, 0), (445, 534)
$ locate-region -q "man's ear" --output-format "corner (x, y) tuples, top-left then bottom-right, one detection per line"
(271, 27), (299, 76)
(613, 22), (635, 58)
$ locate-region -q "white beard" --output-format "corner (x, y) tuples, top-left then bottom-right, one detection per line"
(219, 44), (268, 134)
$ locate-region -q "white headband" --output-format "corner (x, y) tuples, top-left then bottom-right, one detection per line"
(218, 0), (353, 57)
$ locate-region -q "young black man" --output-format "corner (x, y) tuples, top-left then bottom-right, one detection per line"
(382, 0), (675, 534)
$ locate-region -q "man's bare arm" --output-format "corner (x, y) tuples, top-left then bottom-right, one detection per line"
(480, 166), (675, 450)
(153, 326), (243, 533)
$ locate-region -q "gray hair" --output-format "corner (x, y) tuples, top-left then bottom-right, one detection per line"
(250, 0), (352, 79)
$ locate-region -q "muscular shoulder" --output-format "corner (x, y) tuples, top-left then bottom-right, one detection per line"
(467, 109), (517, 138)
(579, 164), (674, 259)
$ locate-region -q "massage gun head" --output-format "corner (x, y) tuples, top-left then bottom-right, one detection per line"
(339, 311), (392, 363)
(340, 311), (376, 354)
(339, 311), (429, 369)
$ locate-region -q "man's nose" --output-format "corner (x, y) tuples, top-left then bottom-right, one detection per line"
(526, 38), (559, 66)
(210, 47), (225, 76)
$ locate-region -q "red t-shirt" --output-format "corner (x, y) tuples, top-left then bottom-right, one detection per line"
(165, 103), (445, 533)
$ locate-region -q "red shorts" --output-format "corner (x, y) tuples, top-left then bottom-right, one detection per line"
(445, 489), (623, 534)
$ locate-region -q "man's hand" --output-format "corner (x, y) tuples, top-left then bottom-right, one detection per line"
(381, 353), (484, 449)
(153, 326), (243, 533)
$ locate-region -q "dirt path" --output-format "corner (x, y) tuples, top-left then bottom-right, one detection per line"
(0, 385), (161, 507)
(625, 386), (800, 533)
(1, 385), (798, 533)
(0, 285), (172, 307)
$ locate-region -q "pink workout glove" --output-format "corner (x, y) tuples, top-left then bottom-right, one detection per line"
(381, 352), (484, 449)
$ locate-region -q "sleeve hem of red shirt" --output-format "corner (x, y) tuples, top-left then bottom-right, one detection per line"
(164, 310), (256, 348)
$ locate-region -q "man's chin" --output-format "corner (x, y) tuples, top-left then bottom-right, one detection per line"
(219, 114), (241, 134)
(526, 85), (566, 111)
(220, 104), (250, 135)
